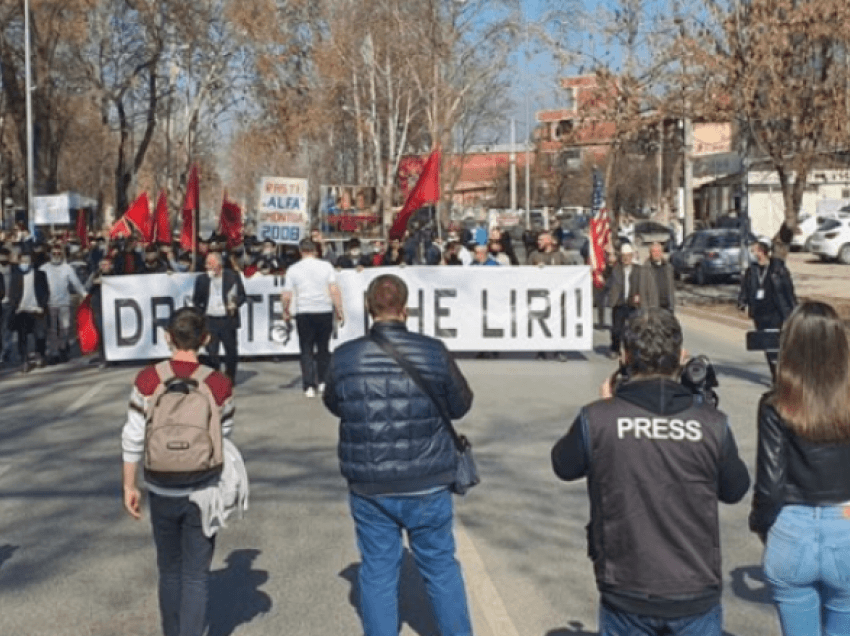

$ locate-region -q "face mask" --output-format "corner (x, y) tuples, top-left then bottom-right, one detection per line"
(263, 250), (273, 257)
(51, 255), (62, 264)
(19, 263), (30, 272)
(350, 249), (361, 258)
(0, 260), (8, 267)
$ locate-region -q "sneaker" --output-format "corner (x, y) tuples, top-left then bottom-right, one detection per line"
(305, 387), (316, 398)
(318, 383), (326, 393)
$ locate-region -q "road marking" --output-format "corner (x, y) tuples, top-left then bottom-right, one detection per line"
(62, 382), (106, 416)
(455, 516), (521, 636)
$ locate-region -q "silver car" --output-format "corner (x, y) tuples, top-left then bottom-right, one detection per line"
(670, 229), (755, 285)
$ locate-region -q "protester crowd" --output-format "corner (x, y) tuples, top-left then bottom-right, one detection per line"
(0, 216), (613, 373)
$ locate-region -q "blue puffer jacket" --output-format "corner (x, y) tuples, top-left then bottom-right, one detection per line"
(323, 321), (473, 495)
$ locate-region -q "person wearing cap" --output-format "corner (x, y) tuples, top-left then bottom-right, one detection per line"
(603, 243), (639, 358)
(737, 237), (796, 380)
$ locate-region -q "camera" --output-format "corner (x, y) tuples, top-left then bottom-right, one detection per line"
(680, 355), (719, 408)
(608, 354), (720, 408)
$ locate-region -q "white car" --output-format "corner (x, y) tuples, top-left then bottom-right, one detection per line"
(808, 216), (850, 263)
(793, 210), (850, 251)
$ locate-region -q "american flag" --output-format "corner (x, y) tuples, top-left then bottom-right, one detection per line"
(588, 169), (611, 288)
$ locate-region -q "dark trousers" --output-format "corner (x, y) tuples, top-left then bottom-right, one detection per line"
(610, 305), (633, 353)
(205, 316), (238, 380)
(755, 315), (782, 383)
(13, 311), (46, 362)
(295, 312), (333, 389)
(149, 493), (216, 636)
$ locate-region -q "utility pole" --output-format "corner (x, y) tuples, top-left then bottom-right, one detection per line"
(683, 116), (694, 236)
(524, 19), (531, 223)
(510, 118), (517, 213)
(24, 0), (35, 235)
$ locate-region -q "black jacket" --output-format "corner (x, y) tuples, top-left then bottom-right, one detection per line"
(737, 258), (796, 326)
(192, 269), (247, 329)
(552, 378), (750, 619)
(323, 321), (473, 496)
(749, 394), (850, 536)
(8, 267), (49, 312)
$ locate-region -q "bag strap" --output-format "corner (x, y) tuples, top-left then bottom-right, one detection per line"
(369, 330), (467, 452)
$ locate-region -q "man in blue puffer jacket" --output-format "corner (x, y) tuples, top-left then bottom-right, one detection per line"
(323, 273), (474, 636)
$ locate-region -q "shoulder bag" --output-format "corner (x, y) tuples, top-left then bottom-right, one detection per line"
(369, 331), (480, 495)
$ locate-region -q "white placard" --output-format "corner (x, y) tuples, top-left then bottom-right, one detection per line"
(34, 194), (71, 225)
(256, 176), (308, 245)
(101, 266), (592, 360)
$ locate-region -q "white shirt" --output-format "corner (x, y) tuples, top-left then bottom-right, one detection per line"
(19, 270), (39, 312)
(283, 256), (337, 314)
(39, 261), (86, 307)
(458, 246), (472, 266)
(206, 276), (227, 317)
(624, 265), (633, 299)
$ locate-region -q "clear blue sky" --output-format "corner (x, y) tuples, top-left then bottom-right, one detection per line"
(503, 0), (577, 144)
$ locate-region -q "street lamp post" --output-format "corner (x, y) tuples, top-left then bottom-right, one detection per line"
(24, 0), (35, 235)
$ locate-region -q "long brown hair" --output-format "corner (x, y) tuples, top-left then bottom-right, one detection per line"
(773, 302), (850, 442)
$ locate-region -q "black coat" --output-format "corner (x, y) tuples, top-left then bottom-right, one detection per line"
(8, 267), (49, 312)
(323, 321), (473, 496)
(192, 269), (247, 329)
(737, 258), (796, 326)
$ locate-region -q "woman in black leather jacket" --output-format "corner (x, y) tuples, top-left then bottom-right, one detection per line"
(750, 301), (850, 635)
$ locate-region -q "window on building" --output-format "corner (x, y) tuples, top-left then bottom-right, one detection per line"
(555, 119), (574, 140)
(842, 188), (850, 199)
(558, 149), (582, 171)
(563, 87), (576, 111)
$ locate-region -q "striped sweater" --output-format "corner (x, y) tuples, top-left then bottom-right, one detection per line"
(122, 359), (235, 496)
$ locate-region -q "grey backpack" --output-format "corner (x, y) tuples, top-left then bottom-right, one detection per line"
(144, 361), (223, 487)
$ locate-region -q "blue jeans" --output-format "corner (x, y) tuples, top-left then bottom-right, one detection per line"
(149, 493), (216, 636)
(763, 504), (850, 635)
(599, 602), (722, 636)
(349, 489), (472, 636)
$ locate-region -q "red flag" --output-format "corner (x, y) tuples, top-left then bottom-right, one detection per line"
(180, 164), (199, 250)
(588, 210), (612, 288)
(76, 295), (99, 355)
(109, 216), (132, 239)
(75, 209), (89, 248)
(219, 195), (243, 249)
(154, 190), (171, 244)
(124, 193), (153, 242)
(389, 148), (441, 240)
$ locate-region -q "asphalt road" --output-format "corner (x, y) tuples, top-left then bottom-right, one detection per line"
(0, 313), (780, 636)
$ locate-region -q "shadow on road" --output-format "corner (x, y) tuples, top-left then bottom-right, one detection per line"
(208, 549), (272, 636)
(713, 363), (771, 389)
(729, 564), (772, 606)
(339, 549), (441, 635)
(0, 544), (19, 570)
(545, 621), (597, 635)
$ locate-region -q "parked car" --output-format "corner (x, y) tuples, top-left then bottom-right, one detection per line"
(808, 216), (850, 263)
(794, 210), (850, 252)
(670, 229), (755, 285)
(631, 221), (676, 250)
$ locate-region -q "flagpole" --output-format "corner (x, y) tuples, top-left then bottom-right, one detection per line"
(192, 206), (197, 272)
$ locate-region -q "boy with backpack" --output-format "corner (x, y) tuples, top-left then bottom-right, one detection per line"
(122, 307), (235, 636)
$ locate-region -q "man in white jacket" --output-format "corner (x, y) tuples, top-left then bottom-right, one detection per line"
(39, 243), (86, 363)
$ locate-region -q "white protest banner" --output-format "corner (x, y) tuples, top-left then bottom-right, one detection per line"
(256, 177), (308, 245)
(34, 194), (71, 225)
(101, 266), (592, 361)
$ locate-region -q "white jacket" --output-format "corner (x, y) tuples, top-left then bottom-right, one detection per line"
(189, 438), (250, 537)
